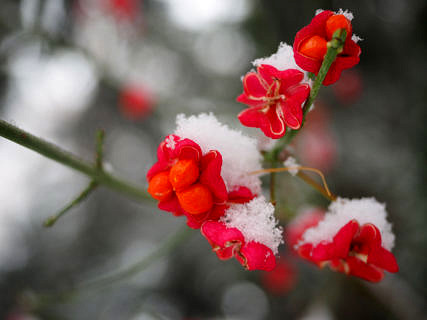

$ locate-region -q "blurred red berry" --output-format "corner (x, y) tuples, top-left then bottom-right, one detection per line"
(119, 85), (154, 120)
(286, 208), (325, 250)
(295, 103), (336, 173)
(261, 257), (297, 294)
(332, 69), (363, 104)
(106, 0), (140, 22)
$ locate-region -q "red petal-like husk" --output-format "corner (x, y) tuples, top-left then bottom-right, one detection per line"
(284, 84), (311, 105)
(368, 247), (399, 273)
(353, 223), (381, 256)
(146, 135), (202, 180)
(257, 64), (279, 85)
(183, 210), (210, 229)
(239, 106), (286, 139)
(280, 99), (303, 130)
(322, 40), (361, 85)
(264, 105), (287, 139)
(293, 11), (334, 73)
(293, 10), (361, 85)
(236, 93), (266, 107)
(296, 243), (315, 262)
(199, 151), (227, 203)
(276, 69), (305, 90)
(238, 106), (267, 128)
(346, 256), (384, 282)
(243, 72), (267, 97)
(237, 241), (276, 271)
(333, 220), (360, 257)
(310, 220), (359, 261)
(183, 204), (228, 229)
(158, 195), (184, 216)
(228, 186), (256, 204)
(201, 221), (244, 260)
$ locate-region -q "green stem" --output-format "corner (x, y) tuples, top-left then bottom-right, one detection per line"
(43, 181), (98, 227)
(301, 28), (347, 116)
(95, 129), (105, 171)
(0, 120), (151, 201)
(33, 226), (192, 307)
(78, 226), (192, 291)
(264, 28), (347, 163)
(270, 171), (276, 204)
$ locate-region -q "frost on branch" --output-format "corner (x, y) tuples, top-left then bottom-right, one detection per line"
(221, 196), (283, 255)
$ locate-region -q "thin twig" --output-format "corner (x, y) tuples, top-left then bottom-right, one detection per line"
(95, 129), (105, 171)
(0, 120), (151, 201)
(249, 166), (336, 201)
(33, 226), (193, 307)
(43, 181), (98, 227)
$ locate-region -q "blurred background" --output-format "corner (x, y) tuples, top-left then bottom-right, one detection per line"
(0, 0), (426, 319)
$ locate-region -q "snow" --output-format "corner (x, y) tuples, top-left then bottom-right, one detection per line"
(175, 113), (262, 194)
(283, 156), (299, 176)
(315, 9), (354, 21)
(336, 8), (354, 21)
(352, 34), (363, 43)
(221, 196), (283, 254)
(298, 197), (395, 251)
(164, 135), (176, 149)
(252, 42), (311, 85)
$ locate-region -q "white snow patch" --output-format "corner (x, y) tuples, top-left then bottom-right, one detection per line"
(255, 131), (276, 152)
(315, 9), (354, 21)
(298, 198), (395, 251)
(336, 8), (354, 21)
(221, 196), (283, 254)
(252, 42), (312, 85)
(175, 113), (262, 194)
(352, 34), (363, 43)
(283, 156), (299, 176)
(165, 135), (177, 149)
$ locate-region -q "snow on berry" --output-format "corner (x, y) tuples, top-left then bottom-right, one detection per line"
(147, 113), (264, 229)
(200, 196), (283, 271)
(175, 113), (262, 195)
(286, 208), (325, 250)
(201, 220), (277, 272)
(299, 198), (395, 250)
(295, 198), (398, 282)
(221, 196), (283, 255)
(252, 42), (311, 85)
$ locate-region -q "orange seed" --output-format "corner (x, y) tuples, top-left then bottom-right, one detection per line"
(325, 14), (351, 40)
(176, 183), (213, 215)
(169, 159), (199, 190)
(299, 35), (328, 60)
(148, 171), (173, 201)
